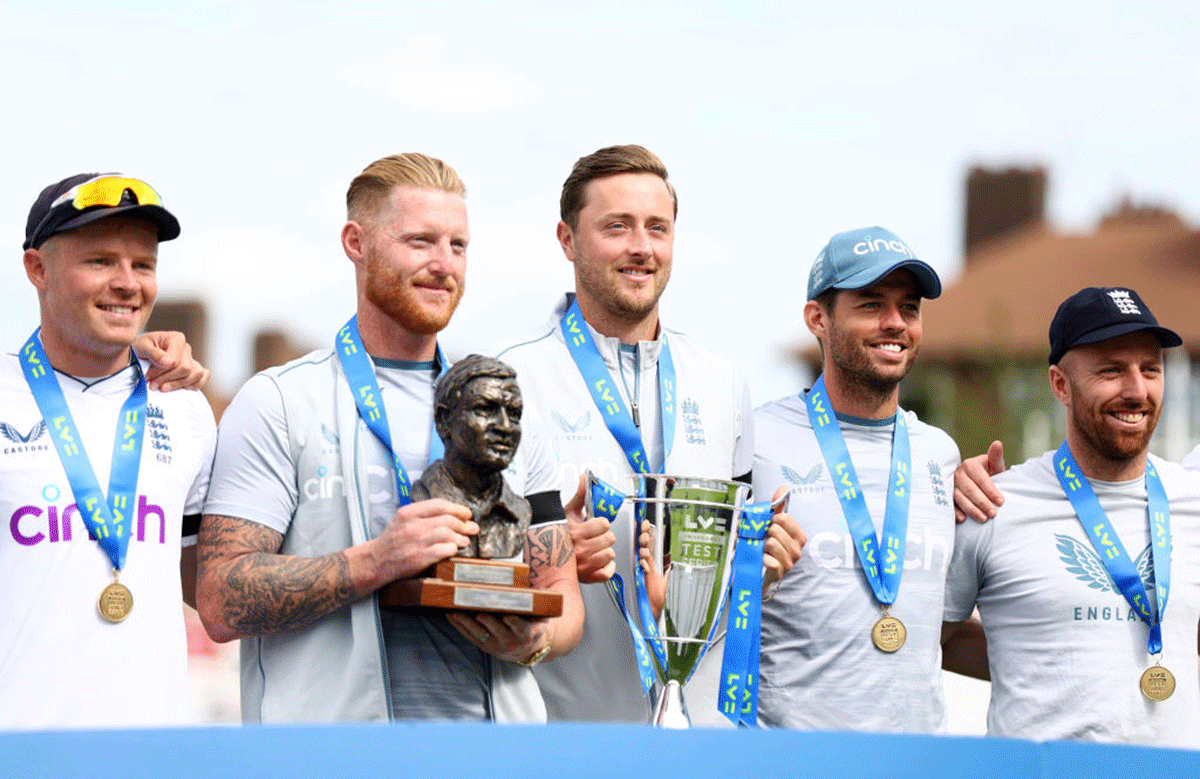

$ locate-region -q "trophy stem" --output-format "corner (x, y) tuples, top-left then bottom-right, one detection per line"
(652, 679), (691, 729)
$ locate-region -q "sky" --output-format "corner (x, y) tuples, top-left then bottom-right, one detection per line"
(2, 1), (1198, 406)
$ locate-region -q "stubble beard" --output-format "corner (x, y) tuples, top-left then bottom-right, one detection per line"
(577, 262), (666, 326)
(826, 325), (913, 408)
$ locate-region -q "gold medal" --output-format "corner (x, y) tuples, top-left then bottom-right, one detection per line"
(872, 613), (906, 652)
(98, 575), (133, 623)
(1140, 664), (1175, 701)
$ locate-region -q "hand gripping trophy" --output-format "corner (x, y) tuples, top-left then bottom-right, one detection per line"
(586, 472), (782, 728)
(380, 355), (561, 616)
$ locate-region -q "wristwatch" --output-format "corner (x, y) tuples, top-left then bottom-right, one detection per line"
(518, 629), (553, 667)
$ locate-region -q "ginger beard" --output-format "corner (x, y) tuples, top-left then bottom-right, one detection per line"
(1063, 371), (1161, 467)
(355, 185), (469, 337)
(363, 244), (464, 335)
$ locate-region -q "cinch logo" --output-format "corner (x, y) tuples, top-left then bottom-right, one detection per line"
(303, 466), (346, 501)
(808, 524), (948, 572)
(302, 464), (394, 504)
(10, 488), (167, 546)
(555, 460), (624, 500)
(853, 237), (915, 259)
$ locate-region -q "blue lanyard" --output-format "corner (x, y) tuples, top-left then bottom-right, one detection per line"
(589, 478), (658, 695)
(720, 500), (773, 727)
(804, 375), (911, 606)
(559, 298), (676, 473)
(334, 316), (445, 507)
(562, 300), (678, 679)
(1054, 441), (1171, 655)
(19, 330), (146, 572)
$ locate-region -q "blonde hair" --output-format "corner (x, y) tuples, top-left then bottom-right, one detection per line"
(559, 144), (676, 230)
(346, 153), (466, 222)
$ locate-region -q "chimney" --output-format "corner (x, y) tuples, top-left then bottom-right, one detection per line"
(254, 328), (312, 373)
(964, 167), (1047, 261)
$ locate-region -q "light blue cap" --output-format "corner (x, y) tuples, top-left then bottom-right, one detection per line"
(807, 226), (942, 300)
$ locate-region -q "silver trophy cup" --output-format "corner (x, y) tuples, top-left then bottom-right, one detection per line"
(589, 472), (751, 728)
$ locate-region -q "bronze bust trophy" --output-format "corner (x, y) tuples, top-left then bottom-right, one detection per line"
(379, 355), (562, 616)
(412, 355), (530, 558)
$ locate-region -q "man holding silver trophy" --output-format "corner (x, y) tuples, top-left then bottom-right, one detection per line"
(499, 145), (805, 727)
(752, 227), (985, 732)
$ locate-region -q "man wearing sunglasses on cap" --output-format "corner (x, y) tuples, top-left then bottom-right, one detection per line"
(0, 173), (217, 730)
(196, 153), (584, 723)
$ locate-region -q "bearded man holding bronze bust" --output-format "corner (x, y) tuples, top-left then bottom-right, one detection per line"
(197, 153), (582, 724)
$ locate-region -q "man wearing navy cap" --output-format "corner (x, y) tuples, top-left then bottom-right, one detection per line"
(943, 287), (1200, 747)
(753, 226), (981, 732)
(0, 173), (216, 729)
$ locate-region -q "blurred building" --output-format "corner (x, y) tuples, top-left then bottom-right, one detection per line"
(145, 304), (314, 420)
(144, 304), (313, 723)
(797, 167), (1200, 463)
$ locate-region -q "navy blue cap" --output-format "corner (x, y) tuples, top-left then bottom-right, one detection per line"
(24, 173), (180, 250)
(1048, 287), (1182, 365)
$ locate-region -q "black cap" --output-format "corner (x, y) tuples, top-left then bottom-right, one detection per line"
(1048, 287), (1182, 365)
(24, 173), (181, 250)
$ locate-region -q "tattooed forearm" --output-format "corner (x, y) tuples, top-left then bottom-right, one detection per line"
(526, 524), (575, 585)
(197, 514), (358, 638)
(221, 550), (356, 635)
(525, 522), (586, 657)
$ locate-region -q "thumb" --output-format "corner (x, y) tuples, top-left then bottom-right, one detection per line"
(987, 440), (1006, 476)
(771, 484), (790, 515)
(134, 336), (168, 366)
(565, 473), (588, 524)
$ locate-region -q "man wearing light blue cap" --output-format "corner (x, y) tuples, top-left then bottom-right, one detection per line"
(753, 226), (984, 732)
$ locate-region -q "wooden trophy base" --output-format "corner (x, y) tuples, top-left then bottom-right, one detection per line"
(379, 557), (563, 617)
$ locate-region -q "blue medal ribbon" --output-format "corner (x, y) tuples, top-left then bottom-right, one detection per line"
(335, 316), (445, 507)
(590, 479), (657, 692)
(1053, 441), (1171, 655)
(561, 300), (678, 679)
(720, 500), (772, 727)
(588, 476), (658, 694)
(805, 375), (911, 607)
(559, 298), (676, 470)
(19, 329), (146, 573)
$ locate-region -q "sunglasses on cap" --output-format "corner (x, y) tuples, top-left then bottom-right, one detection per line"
(25, 174), (175, 250)
(51, 175), (165, 211)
